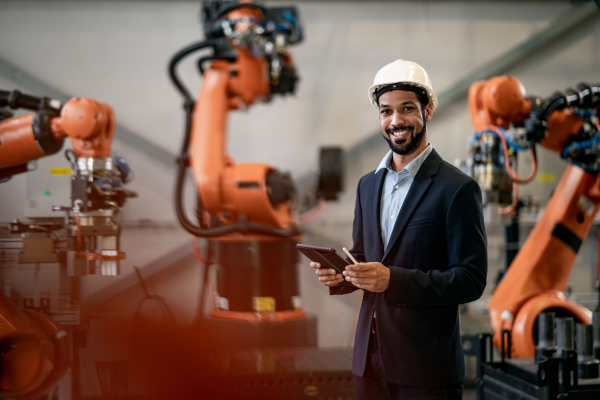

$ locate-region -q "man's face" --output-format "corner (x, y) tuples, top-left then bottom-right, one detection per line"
(378, 90), (433, 156)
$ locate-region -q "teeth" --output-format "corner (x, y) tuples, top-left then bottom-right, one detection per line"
(392, 130), (409, 137)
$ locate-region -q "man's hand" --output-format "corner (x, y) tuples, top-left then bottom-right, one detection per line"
(310, 262), (345, 287)
(343, 262), (390, 292)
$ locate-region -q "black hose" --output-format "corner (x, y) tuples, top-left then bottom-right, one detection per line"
(177, 102), (195, 167)
(197, 55), (237, 75)
(0, 89), (60, 114)
(168, 39), (215, 157)
(525, 82), (600, 143)
(169, 32), (301, 238)
(168, 40), (215, 103)
(174, 157), (300, 238)
(538, 82), (600, 121)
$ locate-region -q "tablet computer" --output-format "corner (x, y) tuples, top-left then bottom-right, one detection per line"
(296, 244), (351, 275)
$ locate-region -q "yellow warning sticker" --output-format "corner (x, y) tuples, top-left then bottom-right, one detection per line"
(537, 173), (555, 183)
(253, 297), (275, 313)
(50, 167), (72, 176)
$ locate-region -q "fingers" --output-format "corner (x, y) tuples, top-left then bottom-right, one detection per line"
(310, 262), (337, 276)
(344, 262), (376, 272)
(344, 275), (376, 292)
(318, 272), (344, 286)
(343, 262), (390, 293)
(341, 263), (374, 288)
(343, 269), (377, 279)
(309, 262), (343, 286)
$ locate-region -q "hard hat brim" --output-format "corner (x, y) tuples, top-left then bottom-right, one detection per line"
(368, 82), (438, 111)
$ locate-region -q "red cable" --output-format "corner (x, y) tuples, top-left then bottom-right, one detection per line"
(498, 182), (519, 216)
(191, 236), (212, 265)
(594, 230), (600, 280)
(487, 126), (537, 184)
(300, 200), (329, 223)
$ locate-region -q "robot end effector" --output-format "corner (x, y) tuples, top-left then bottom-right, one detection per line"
(0, 89), (136, 276)
(469, 76), (600, 139)
(0, 89), (136, 209)
(1, 89), (115, 173)
(467, 77), (600, 206)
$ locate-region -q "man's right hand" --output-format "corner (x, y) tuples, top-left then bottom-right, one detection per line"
(310, 262), (345, 287)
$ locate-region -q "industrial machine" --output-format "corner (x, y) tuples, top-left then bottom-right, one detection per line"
(467, 76), (600, 398)
(168, 0), (342, 348)
(0, 1), (346, 397)
(158, 2), (352, 398)
(0, 89), (135, 399)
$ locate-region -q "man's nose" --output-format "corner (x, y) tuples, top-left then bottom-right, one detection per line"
(391, 111), (404, 127)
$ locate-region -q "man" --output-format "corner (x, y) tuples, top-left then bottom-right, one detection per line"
(310, 59), (487, 399)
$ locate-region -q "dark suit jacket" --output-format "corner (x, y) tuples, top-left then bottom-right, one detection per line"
(332, 149), (487, 386)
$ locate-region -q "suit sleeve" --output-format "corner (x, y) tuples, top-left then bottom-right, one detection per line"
(329, 176), (365, 296)
(386, 179), (487, 307)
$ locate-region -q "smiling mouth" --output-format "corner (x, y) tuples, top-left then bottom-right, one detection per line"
(389, 128), (411, 138)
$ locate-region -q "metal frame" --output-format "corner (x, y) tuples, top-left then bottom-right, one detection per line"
(462, 333), (600, 400)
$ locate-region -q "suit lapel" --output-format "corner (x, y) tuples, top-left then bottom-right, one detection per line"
(369, 169), (387, 261)
(381, 150), (441, 263)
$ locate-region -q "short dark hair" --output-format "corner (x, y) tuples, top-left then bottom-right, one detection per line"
(375, 83), (429, 108)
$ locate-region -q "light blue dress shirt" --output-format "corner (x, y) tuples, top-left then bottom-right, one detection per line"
(375, 145), (432, 250)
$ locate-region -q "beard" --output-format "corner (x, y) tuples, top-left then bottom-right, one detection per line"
(383, 123), (427, 156)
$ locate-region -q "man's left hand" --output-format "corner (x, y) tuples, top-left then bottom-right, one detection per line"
(343, 262), (390, 292)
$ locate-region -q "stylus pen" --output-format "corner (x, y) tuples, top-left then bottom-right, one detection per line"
(342, 247), (359, 264)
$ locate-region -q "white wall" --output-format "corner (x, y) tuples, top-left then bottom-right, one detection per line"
(1, 1), (599, 348)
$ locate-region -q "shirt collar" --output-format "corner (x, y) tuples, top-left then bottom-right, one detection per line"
(375, 144), (432, 177)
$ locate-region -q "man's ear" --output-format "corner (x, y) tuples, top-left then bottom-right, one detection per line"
(425, 103), (434, 121)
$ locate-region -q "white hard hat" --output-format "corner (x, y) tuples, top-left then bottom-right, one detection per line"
(368, 59), (438, 111)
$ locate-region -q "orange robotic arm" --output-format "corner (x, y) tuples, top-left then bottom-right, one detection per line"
(0, 290), (70, 400)
(468, 77), (600, 357)
(0, 90), (133, 397)
(170, 1), (304, 237)
(0, 90), (115, 180)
